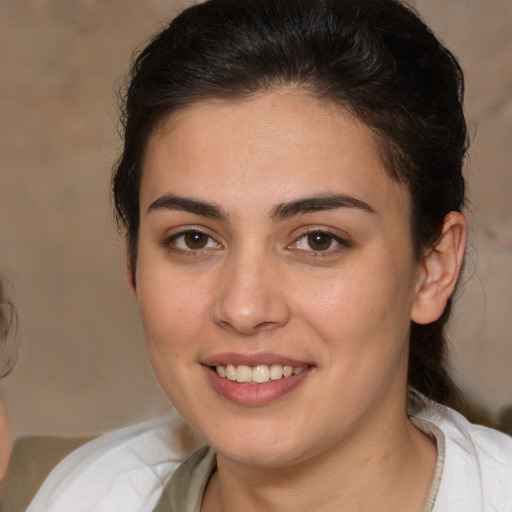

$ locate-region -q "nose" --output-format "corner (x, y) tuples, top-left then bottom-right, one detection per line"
(212, 252), (291, 335)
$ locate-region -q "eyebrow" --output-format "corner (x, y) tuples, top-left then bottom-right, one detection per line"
(271, 193), (376, 222)
(147, 194), (228, 221)
(147, 192), (375, 223)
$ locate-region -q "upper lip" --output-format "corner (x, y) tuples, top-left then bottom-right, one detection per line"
(202, 352), (312, 368)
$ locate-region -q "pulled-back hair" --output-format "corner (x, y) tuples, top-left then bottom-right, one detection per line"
(113, 0), (468, 407)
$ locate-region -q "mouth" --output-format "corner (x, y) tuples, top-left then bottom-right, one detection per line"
(202, 355), (313, 406)
(213, 363), (308, 384)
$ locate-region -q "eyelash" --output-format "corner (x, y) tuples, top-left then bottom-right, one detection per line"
(162, 227), (350, 258)
(290, 229), (350, 256)
(162, 229), (222, 255)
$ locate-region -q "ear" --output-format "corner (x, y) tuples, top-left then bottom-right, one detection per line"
(411, 212), (467, 325)
(126, 248), (137, 298)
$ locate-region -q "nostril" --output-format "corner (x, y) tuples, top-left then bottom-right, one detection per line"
(212, 271), (291, 334)
(254, 320), (279, 331)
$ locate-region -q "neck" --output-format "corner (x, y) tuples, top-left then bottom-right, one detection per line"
(202, 399), (436, 512)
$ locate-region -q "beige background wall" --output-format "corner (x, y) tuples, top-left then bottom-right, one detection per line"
(0, 0), (511, 437)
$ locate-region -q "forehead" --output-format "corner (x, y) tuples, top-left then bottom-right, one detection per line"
(141, 90), (409, 217)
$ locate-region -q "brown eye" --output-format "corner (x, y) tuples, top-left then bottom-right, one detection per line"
(291, 230), (347, 254)
(307, 232), (333, 251)
(168, 230), (221, 252)
(184, 231), (209, 249)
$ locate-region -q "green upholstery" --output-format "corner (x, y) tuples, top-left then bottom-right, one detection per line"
(0, 434), (96, 512)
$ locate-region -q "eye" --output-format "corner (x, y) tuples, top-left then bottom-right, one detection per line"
(304, 232), (334, 251)
(167, 230), (221, 251)
(291, 230), (348, 253)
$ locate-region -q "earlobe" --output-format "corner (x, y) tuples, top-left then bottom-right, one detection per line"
(411, 212), (467, 325)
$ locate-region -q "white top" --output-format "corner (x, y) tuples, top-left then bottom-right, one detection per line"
(27, 411), (202, 512)
(27, 404), (512, 512)
(414, 403), (512, 511)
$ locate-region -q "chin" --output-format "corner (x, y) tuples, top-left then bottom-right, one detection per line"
(197, 416), (320, 468)
(217, 440), (304, 468)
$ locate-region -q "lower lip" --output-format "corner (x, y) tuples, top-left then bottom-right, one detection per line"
(203, 365), (312, 406)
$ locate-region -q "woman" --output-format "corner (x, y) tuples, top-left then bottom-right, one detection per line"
(27, 0), (512, 510)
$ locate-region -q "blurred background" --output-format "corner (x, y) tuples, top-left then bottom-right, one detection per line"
(0, 0), (511, 437)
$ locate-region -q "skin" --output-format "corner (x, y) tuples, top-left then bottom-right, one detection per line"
(0, 398), (12, 482)
(131, 90), (466, 511)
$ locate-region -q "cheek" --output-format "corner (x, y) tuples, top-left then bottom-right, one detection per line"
(297, 257), (415, 355)
(135, 273), (211, 405)
(136, 270), (211, 357)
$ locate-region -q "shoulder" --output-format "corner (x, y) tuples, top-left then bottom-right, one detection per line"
(414, 402), (512, 511)
(26, 410), (201, 512)
(0, 434), (96, 512)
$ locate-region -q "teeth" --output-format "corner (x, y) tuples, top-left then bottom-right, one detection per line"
(214, 363), (306, 384)
(252, 365), (270, 383)
(226, 364), (237, 381)
(270, 364), (283, 380)
(236, 365), (252, 383)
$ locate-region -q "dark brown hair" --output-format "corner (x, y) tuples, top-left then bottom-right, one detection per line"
(113, 0), (468, 407)
(0, 276), (18, 378)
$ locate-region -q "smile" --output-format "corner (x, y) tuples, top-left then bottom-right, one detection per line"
(214, 364), (307, 384)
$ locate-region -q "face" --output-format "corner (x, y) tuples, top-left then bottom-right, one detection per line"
(133, 90), (423, 468)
